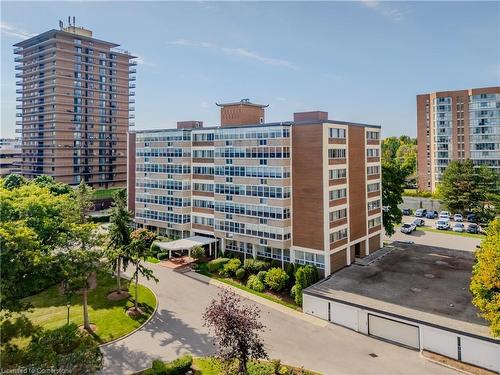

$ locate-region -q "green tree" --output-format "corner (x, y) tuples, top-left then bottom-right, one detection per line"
(107, 189), (133, 294)
(33, 175), (73, 196)
(382, 160), (406, 236)
(128, 228), (158, 313)
(437, 160), (499, 217)
(2, 173), (27, 190)
(190, 245), (205, 260)
(470, 219), (500, 337)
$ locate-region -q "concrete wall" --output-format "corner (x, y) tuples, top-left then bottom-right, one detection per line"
(399, 196), (443, 212)
(303, 294), (500, 372)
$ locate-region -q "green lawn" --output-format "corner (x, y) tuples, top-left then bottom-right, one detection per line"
(194, 263), (300, 311)
(418, 226), (484, 239)
(92, 188), (124, 200)
(19, 271), (156, 345)
(146, 256), (160, 264)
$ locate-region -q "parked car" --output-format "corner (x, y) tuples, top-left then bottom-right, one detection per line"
(436, 219), (450, 230)
(426, 210), (438, 219)
(453, 223), (465, 232)
(415, 209), (427, 217)
(466, 223), (480, 234)
(439, 211), (451, 219)
(402, 208), (413, 216)
(453, 213), (463, 222)
(467, 213), (477, 223)
(412, 218), (425, 227)
(401, 223), (416, 234)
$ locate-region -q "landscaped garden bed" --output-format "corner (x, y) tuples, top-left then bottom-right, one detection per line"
(15, 271), (156, 346)
(193, 256), (319, 310)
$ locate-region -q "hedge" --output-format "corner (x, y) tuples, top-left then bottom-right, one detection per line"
(243, 259), (270, 274)
(207, 258), (230, 273)
(144, 355), (193, 375)
(247, 275), (265, 292)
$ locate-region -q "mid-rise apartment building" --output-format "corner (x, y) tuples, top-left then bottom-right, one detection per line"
(128, 100), (382, 275)
(417, 87), (500, 191)
(14, 21), (136, 187)
(0, 138), (22, 177)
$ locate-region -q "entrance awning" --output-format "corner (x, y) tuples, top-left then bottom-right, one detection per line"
(155, 236), (217, 252)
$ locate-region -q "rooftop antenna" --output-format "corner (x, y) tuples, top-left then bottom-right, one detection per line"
(59, 20), (63, 29)
(73, 16), (75, 26)
(68, 16), (71, 26)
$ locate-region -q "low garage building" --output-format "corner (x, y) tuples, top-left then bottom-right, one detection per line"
(303, 242), (500, 373)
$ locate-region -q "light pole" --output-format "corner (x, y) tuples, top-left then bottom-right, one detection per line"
(66, 302), (71, 325)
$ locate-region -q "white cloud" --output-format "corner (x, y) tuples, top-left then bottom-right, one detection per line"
(168, 39), (297, 69)
(360, 0), (405, 21)
(0, 21), (35, 39)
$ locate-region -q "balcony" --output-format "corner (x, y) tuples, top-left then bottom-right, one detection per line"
(129, 68), (137, 74)
(129, 60), (138, 66)
(14, 47), (23, 54)
(129, 91), (135, 96)
(129, 114), (135, 119)
(129, 83), (136, 89)
(16, 89), (22, 94)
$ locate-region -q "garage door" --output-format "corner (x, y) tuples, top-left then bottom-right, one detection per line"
(368, 314), (420, 349)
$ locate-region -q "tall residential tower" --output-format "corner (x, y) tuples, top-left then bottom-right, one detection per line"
(417, 87), (500, 191)
(14, 21), (136, 187)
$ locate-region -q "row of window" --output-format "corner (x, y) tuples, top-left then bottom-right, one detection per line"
(215, 127), (290, 140)
(366, 131), (380, 140)
(136, 179), (190, 190)
(214, 147), (290, 159)
(367, 148), (380, 157)
(329, 208), (347, 222)
(137, 148), (187, 158)
(214, 220), (291, 241)
(294, 250), (325, 269)
(136, 194), (190, 207)
(368, 216), (382, 228)
(329, 168), (347, 180)
(192, 182), (214, 192)
(193, 216), (214, 227)
(214, 166), (290, 178)
(368, 199), (381, 211)
(137, 164), (190, 174)
(215, 184), (291, 199)
(136, 131), (191, 142)
(367, 182), (380, 193)
(135, 209), (190, 224)
(367, 166), (380, 175)
(328, 148), (346, 159)
(193, 166), (214, 175)
(329, 128), (346, 139)
(329, 188), (347, 200)
(214, 202), (290, 220)
(330, 228), (348, 243)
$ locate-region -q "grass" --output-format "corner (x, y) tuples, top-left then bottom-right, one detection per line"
(194, 263), (300, 311)
(92, 188), (124, 200)
(417, 226), (484, 239)
(193, 357), (321, 375)
(146, 256), (160, 264)
(17, 271), (156, 346)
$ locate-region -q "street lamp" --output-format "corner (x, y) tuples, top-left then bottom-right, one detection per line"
(66, 302), (71, 325)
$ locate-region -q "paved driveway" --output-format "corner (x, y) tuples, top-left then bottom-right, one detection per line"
(101, 264), (457, 375)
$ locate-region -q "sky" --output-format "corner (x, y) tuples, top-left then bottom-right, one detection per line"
(1, 1), (499, 138)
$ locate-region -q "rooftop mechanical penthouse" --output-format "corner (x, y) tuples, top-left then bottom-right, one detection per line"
(14, 20), (136, 187)
(128, 100), (382, 275)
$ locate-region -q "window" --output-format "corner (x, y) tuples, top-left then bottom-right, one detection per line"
(329, 208), (347, 222)
(328, 148), (346, 159)
(367, 182), (380, 193)
(366, 131), (379, 140)
(260, 159), (267, 166)
(329, 188), (347, 200)
(368, 216), (381, 228)
(329, 128), (346, 139)
(259, 139), (267, 146)
(367, 199), (381, 211)
(329, 168), (347, 180)
(367, 148), (380, 157)
(330, 228), (348, 243)
(367, 166), (380, 175)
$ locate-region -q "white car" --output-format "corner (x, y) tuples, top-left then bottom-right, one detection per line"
(436, 219), (450, 230)
(453, 213), (463, 222)
(439, 211), (451, 219)
(453, 223), (465, 232)
(401, 223), (416, 234)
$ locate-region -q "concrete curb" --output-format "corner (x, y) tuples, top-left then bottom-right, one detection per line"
(193, 272), (328, 328)
(98, 286), (159, 348)
(419, 352), (472, 375)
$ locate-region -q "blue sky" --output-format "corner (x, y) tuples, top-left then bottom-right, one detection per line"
(1, 1), (499, 138)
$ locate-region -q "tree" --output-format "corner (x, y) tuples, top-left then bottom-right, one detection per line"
(470, 219), (500, 337)
(382, 136), (417, 187)
(203, 289), (267, 374)
(2, 174), (27, 190)
(293, 265), (319, 306)
(382, 160), (406, 236)
(15, 324), (102, 373)
(127, 228), (158, 313)
(33, 175), (73, 196)
(190, 245), (205, 260)
(107, 189), (133, 294)
(437, 160), (499, 217)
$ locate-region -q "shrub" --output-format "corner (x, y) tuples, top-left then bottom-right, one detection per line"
(190, 245), (205, 260)
(157, 252), (169, 260)
(144, 359), (167, 375)
(265, 268), (289, 292)
(247, 275), (265, 292)
(293, 265), (319, 306)
(243, 258), (270, 274)
(207, 258), (230, 273)
(286, 263), (295, 286)
(235, 268), (246, 280)
(150, 243), (161, 255)
(290, 284), (298, 299)
(220, 258), (241, 277)
(257, 271), (267, 283)
(164, 354), (192, 375)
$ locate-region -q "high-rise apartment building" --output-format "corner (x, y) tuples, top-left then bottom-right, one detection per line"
(417, 87), (500, 191)
(14, 21), (136, 187)
(0, 138), (22, 177)
(128, 101), (382, 276)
